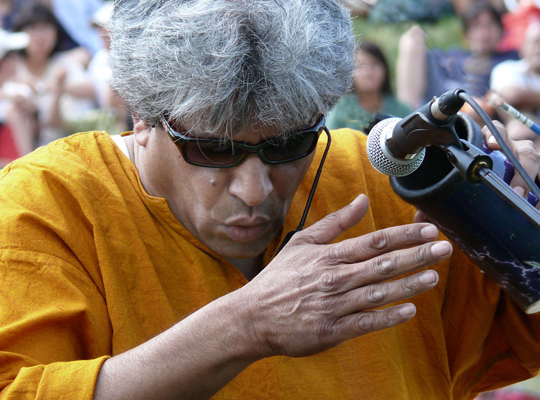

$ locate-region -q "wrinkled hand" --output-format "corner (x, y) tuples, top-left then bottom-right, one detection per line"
(238, 194), (452, 359)
(482, 120), (540, 207)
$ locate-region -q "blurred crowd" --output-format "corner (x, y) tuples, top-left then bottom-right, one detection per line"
(331, 0), (540, 156)
(0, 0), (128, 168)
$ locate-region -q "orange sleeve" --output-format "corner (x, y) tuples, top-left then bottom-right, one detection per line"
(0, 250), (112, 399)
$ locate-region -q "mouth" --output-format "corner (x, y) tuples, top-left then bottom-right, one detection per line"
(222, 215), (274, 244)
(224, 223), (270, 243)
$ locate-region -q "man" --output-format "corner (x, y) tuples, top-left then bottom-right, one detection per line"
(397, 1), (519, 111)
(0, 1), (539, 399)
(491, 21), (540, 150)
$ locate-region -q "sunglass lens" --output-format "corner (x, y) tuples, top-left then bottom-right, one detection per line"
(184, 141), (243, 167)
(264, 132), (318, 162)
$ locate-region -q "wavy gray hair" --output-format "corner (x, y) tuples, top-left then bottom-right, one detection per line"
(110, 0), (355, 138)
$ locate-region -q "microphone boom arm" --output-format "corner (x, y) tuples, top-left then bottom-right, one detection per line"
(444, 140), (540, 230)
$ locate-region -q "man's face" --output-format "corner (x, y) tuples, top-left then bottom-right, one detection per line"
(133, 120), (316, 260)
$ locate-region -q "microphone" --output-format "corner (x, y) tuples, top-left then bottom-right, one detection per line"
(367, 89), (466, 176)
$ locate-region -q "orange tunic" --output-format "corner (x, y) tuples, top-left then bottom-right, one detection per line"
(0, 130), (539, 399)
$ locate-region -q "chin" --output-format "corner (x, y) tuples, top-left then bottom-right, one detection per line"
(211, 237), (272, 260)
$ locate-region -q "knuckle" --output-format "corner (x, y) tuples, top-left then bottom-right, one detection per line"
(318, 271), (341, 292)
(400, 275), (417, 293)
(517, 143), (540, 163)
(315, 318), (336, 338)
(365, 284), (387, 305)
(355, 312), (375, 333)
(412, 245), (430, 264)
(367, 230), (389, 250)
(403, 225), (416, 241)
(373, 256), (396, 277)
(412, 249), (425, 265)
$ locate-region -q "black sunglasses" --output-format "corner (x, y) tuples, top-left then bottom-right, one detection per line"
(160, 115), (326, 168)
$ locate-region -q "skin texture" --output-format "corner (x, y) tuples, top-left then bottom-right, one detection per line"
(130, 118), (315, 261)
(92, 117), (454, 400)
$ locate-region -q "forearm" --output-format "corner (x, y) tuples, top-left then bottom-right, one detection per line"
(498, 87), (540, 112)
(93, 290), (260, 400)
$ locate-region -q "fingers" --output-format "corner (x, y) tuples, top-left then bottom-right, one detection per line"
(324, 222), (443, 265)
(331, 267), (440, 317)
(334, 303), (419, 340)
(316, 239), (450, 312)
(507, 140), (540, 196)
(482, 121), (540, 202)
(482, 120), (507, 152)
(288, 194), (370, 246)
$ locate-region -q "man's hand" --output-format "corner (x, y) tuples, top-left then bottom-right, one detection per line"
(238, 194), (451, 359)
(482, 120), (540, 208)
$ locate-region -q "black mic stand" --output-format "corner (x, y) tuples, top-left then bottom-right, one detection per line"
(443, 140), (540, 230)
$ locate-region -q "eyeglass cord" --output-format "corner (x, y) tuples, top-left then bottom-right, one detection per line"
(275, 127), (332, 255)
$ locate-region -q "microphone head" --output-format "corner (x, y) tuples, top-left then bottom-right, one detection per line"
(367, 118), (426, 177)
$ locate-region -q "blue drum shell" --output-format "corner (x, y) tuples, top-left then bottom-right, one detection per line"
(389, 114), (540, 313)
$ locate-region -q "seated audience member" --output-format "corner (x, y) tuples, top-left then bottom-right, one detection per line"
(498, 0), (540, 52)
(50, 0), (103, 57)
(1, 1), (540, 399)
(491, 21), (540, 150)
(452, 0), (508, 15)
(87, 1), (129, 134)
(397, 1), (518, 111)
(0, 29), (38, 168)
(327, 41), (412, 132)
(11, 1), (98, 146)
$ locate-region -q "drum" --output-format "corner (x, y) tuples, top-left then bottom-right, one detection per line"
(389, 114), (540, 313)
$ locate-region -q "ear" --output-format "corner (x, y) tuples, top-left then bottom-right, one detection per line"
(132, 115), (153, 147)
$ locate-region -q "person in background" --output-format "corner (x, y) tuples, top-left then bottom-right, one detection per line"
(490, 20), (540, 150)
(0, 29), (38, 168)
(326, 41), (412, 132)
(498, 0), (540, 52)
(86, 1), (129, 134)
(50, 0), (104, 58)
(396, 1), (518, 114)
(10, 1), (97, 145)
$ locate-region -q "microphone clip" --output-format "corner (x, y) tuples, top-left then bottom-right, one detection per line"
(444, 140), (493, 183)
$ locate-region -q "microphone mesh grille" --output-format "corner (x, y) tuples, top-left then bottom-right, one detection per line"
(367, 118), (425, 177)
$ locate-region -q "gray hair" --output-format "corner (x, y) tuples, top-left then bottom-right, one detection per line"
(110, 0), (355, 138)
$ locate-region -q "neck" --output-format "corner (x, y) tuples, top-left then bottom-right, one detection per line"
(357, 91), (383, 113)
(226, 255), (264, 281)
(26, 55), (48, 77)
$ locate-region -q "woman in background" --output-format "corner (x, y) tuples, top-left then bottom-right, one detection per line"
(326, 41), (412, 133)
(11, 1), (96, 146)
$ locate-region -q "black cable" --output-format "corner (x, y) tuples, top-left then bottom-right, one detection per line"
(275, 128), (332, 254)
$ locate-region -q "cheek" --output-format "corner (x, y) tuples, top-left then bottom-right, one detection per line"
(271, 156), (314, 201)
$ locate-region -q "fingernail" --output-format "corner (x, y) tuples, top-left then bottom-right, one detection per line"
(488, 136), (497, 145)
(513, 186), (525, 197)
(421, 225), (438, 239)
(420, 270), (438, 285)
(399, 304), (416, 317)
(351, 194), (365, 205)
(431, 241), (451, 257)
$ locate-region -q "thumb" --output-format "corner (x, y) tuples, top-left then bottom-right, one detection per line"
(291, 194), (369, 246)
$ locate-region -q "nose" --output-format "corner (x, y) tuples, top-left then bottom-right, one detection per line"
(228, 155), (274, 207)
